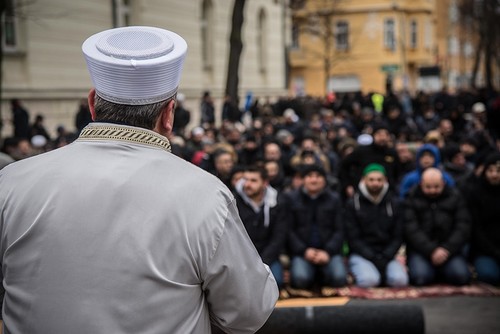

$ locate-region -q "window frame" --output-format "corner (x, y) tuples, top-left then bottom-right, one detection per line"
(1, 0), (18, 53)
(409, 19), (418, 49)
(112, 0), (132, 28)
(335, 20), (349, 51)
(384, 18), (396, 51)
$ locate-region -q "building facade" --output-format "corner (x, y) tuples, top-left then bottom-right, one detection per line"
(288, 0), (490, 97)
(1, 0), (289, 137)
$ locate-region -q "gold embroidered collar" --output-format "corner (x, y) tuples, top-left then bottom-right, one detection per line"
(78, 123), (172, 152)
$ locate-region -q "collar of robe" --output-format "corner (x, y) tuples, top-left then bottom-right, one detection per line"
(78, 122), (172, 152)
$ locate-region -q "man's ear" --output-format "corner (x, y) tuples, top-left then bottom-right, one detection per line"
(88, 88), (97, 121)
(156, 99), (176, 137)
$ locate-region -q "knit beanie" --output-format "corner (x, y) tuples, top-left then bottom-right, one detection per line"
(362, 163), (387, 176)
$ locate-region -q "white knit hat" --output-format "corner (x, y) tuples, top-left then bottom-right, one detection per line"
(82, 26), (187, 105)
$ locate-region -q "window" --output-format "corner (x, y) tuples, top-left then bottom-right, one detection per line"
(410, 20), (418, 48)
(113, 0), (131, 27)
(424, 17), (433, 49)
(335, 21), (349, 50)
(257, 9), (267, 73)
(291, 23), (299, 49)
(384, 18), (396, 51)
(449, 0), (459, 23)
(292, 76), (305, 96)
(2, 0), (17, 51)
(448, 36), (459, 56)
(201, 0), (214, 70)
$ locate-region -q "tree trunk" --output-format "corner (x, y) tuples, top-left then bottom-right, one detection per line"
(323, 15), (331, 95)
(225, 0), (246, 105)
(470, 37), (483, 89)
(483, 0), (495, 91)
(0, 0), (7, 134)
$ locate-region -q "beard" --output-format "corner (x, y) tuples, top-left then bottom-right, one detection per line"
(366, 185), (383, 196)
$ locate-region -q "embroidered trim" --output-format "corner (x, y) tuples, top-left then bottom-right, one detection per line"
(78, 123), (172, 152)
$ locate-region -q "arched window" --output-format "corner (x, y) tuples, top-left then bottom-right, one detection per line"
(410, 19), (418, 49)
(201, 0), (214, 70)
(384, 18), (396, 51)
(112, 0), (132, 28)
(257, 8), (267, 73)
(1, 0), (18, 51)
(335, 21), (349, 50)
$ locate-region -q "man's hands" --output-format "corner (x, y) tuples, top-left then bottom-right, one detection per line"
(304, 248), (330, 265)
(431, 247), (450, 266)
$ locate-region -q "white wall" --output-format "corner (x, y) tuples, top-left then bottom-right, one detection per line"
(1, 0), (288, 137)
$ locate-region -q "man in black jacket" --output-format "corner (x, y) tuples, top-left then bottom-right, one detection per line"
(404, 167), (471, 286)
(234, 165), (287, 289)
(462, 152), (500, 285)
(283, 164), (347, 290)
(345, 163), (408, 287)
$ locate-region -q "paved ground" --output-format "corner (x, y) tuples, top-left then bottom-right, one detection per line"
(348, 295), (500, 334)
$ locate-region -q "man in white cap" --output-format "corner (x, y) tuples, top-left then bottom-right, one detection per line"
(0, 26), (278, 334)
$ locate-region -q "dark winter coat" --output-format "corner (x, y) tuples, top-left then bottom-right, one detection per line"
(284, 188), (344, 257)
(345, 189), (403, 265)
(462, 175), (500, 261)
(235, 188), (287, 265)
(404, 185), (471, 258)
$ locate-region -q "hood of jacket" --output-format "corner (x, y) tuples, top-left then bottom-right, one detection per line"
(235, 178), (278, 227)
(416, 143), (441, 172)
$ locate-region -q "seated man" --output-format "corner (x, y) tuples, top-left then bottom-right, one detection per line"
(234, 165), (287, 289)
(462, 152), (500, 286)
(404, 168), (471, 286)
(345, 163), (408, 287)
(283, 164), (347, 290)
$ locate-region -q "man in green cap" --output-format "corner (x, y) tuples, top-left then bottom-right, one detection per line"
(344, 163), (408, 287)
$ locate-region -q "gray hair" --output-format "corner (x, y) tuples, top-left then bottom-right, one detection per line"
(93, 94), (175, 130)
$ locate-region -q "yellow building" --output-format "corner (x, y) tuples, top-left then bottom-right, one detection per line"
(289, 0), (443, 96)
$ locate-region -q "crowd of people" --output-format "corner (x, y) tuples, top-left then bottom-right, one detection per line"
(2, 86), (500, 297)
(172, 87), (500, 296)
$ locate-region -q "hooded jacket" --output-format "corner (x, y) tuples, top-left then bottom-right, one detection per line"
(399, 144), (455, 198)
(234, 180), (287, 265)
(345, 182), (403, 264)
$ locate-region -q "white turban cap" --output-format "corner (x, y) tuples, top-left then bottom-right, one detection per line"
(82, 26), (187, 105)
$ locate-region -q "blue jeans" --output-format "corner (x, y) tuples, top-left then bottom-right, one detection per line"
(348, 254), (409, 288)
(269, 260), (284, 288)
(474, 256), (500, 286)
(290, 254), (347, 289)
(407, 252), (471, 286)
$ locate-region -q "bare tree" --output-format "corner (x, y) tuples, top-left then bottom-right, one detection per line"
(459, 0), (500, 91)
(289, 0), (353, 94)
(225, 0), (246, 105)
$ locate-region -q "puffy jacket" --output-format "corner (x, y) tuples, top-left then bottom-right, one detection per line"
(404, 185), (470, 258)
